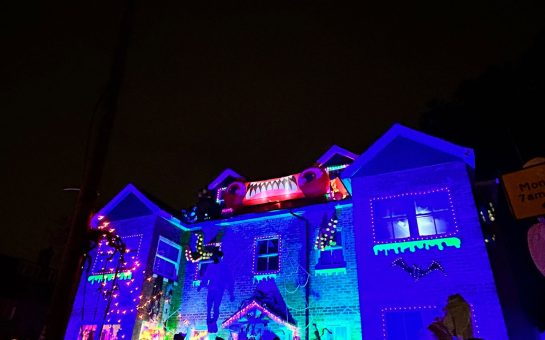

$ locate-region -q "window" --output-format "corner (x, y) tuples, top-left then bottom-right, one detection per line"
(382, 307), (438, 340)
(153, 237), (181, 281)
(322, 325), (348, 340)
(372, 189), (456, 242)
(316, 228), (346, 270)
(91, 234), (143, 275)
(78, 324), (120, 340)
(254, 237), (280, 273)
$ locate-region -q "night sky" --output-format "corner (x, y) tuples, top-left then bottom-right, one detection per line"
(3, 0), (545, 263)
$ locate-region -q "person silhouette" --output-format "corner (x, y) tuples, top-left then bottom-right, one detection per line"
(197, 250), (235, 332)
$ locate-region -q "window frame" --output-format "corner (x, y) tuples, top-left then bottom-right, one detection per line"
(253, 236), (281, 275)
(153, 236), (182, 281)
(91, 234), (143, 275)
(371, 188), (458, 244)
(316, 225), (346, 271)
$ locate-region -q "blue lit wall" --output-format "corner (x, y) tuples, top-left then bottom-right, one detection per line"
(65, 210), (183, 339)
(65, 215), (157, 340)
(178, 202), (362, 339)
(351, 161), (509, 340)
(65, 126), (513, 339)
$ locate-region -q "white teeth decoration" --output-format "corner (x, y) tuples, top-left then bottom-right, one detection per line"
(245, 175), (298, 199)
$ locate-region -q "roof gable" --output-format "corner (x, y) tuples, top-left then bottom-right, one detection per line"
(207, 168), (244, 190)
(341, 123), (475, 178)
(316, 145), (358, 167)
(221, 300), (297, 333)
(90, 183), (162, 227)
(221, 279), (296, 331)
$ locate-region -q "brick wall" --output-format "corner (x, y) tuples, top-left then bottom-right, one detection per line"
(179, 202), (362, 339)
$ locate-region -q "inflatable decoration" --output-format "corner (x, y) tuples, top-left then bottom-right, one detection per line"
(223, 167), (330, 210)
(528, 219), (545, 277)
(297, 167), (330, 198)
(223, 181), (247, 210)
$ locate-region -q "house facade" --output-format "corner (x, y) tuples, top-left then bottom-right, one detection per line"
(65, 124), (509, 339)
(65, 185), (188, 340)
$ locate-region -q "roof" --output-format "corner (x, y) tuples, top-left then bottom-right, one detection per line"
(341, 123), (475, 179)
(315, 145), (359, 167)
(90, 183), (188, 230)
(221, 299), (297, 333)
(207, 168), (245, 191)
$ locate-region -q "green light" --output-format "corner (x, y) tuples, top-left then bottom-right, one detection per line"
(87, 271), (133, 284)
(315, 267), (347, 276)
(373, 237), (461, 256)
(253, 273), (277, 283)
(325, 164), (349, 172)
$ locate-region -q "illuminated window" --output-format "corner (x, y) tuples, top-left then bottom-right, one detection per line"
(78, 324), (120, 340)
(78, 325), (96, 340)
(153, 236), (181, 281)
(255, 238), (279, 273)
(373, 189), (455, 241)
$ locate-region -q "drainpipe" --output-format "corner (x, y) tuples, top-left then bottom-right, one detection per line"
(289, 209), (310, 340)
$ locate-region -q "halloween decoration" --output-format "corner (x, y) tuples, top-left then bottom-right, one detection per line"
(392, 257), (446, 281)
(196, 250), (235, 333)
(428, 294), (474, 339)
(528, 218), (545, 277)
(223, 167), (331, 210)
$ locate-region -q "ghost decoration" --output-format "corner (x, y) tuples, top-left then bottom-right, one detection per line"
(528, 219), (545, 277)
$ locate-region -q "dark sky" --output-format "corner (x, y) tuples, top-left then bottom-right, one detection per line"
(3, 0), (545, 262)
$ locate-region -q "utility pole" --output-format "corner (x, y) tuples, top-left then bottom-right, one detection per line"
(42, 0), (135, 338)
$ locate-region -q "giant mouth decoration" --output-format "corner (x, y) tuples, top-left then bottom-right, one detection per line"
(223, 167), (330, 209)
(245, 175), (300, 201)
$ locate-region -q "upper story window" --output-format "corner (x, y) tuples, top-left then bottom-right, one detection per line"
(91, 234), (143, 275)
(315, 213), (346, 272)
(371, 188), (457, 243)
(254, 237), (280, 274)
(153, 236), (181, 281)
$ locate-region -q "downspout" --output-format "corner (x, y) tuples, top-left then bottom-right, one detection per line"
(290, 209), (311, 340)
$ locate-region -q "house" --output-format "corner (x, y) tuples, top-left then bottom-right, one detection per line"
(65, 124), (509, 339)
(64, 184), (189, 340)
(342, 124), (507, 339)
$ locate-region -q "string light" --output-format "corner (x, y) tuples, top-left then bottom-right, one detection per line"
(221, 300), (298, 335)
(314, 213), (339, 250)
(381, 305), (437, 340)
(252, 235), (281, 277)
(370, 187), (459, 244)
(185, 232), (214, 262)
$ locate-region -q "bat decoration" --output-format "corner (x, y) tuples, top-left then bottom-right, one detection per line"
(392, 257), (446, 281)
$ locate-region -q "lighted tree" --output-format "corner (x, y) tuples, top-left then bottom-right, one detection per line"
(314, 213), (339, 250)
